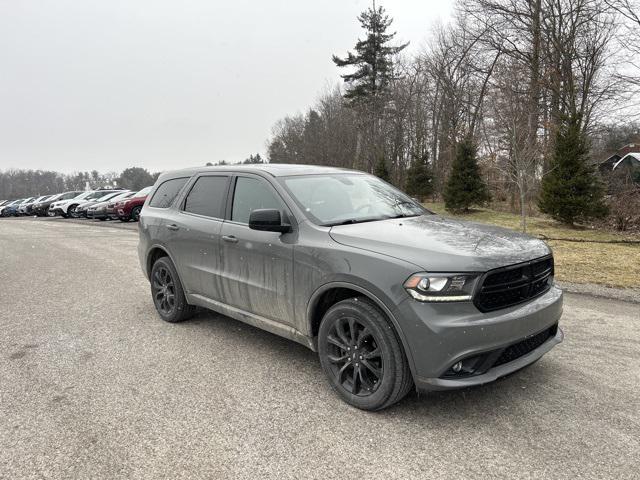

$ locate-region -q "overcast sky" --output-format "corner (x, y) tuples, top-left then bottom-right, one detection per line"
(0, 0), (453, 174)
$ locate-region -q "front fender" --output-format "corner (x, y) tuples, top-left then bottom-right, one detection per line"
(306, 279), (418, 379)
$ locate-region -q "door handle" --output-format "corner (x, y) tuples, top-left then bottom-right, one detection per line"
(166, 224), (179, 231)
(222, 235), (238, 243)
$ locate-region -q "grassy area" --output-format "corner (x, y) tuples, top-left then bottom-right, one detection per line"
(424, 202), (640, 289)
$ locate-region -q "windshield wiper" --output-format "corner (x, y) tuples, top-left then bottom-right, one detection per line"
(386, 213), (421, 219)
(325, 213), (420, 227)
(395, 200), (418, 207)
(324, 217), (385, 227)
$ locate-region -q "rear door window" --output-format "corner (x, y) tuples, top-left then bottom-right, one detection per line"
(183, 176), (229, 219)
(149, 178), (189, 208)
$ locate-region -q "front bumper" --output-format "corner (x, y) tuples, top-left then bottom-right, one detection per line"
(415, 326), (563, 391)
(393, 285), (564, 391)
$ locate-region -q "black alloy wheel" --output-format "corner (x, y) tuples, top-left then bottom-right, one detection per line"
(325, 316), (383, 397)
(67, 205), (78, 218)
(318, 297), (413, 411)
(149, 257), (195, 323)
(152, 265), (176, 316)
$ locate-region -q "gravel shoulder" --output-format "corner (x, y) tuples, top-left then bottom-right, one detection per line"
(1, 218), (639, 479)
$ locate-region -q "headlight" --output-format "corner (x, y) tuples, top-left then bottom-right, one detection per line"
(403, 273), (480, 302)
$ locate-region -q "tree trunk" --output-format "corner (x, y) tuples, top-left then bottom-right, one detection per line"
(520, 183), (527, 233)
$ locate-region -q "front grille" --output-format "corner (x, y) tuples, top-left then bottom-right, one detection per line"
(493, 324), (557, 367)
(474, 256), (554, 312)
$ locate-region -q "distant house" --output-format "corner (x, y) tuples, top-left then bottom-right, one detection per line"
(599, 144), (640, 192)
(612, 153), (640, 171)
(599, 143), (640, 175)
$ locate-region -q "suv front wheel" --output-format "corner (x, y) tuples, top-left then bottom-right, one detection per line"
(318, 297), (413, 410)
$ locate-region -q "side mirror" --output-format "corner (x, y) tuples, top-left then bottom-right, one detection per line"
(249, 209), (291, 233)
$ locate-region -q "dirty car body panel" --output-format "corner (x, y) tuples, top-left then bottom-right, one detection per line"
(138, 164), (563, 397)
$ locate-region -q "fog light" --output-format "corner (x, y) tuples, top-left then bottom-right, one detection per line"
(452, 361), (463, 373)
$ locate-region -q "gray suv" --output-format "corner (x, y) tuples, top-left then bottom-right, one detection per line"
(138, 164), (563, 410)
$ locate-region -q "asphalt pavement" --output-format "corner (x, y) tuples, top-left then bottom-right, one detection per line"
(0, 218), (638, 479)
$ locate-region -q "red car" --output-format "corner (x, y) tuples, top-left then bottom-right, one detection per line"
(115, 186), (153, 222)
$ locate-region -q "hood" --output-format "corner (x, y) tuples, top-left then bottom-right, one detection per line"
(124, 196), (146, 206)
(329, 215), (550, 272)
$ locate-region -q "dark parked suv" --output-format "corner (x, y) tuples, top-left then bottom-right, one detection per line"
(138, 165), (563, 410)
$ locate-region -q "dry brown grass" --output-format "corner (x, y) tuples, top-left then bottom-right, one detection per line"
(424, 202), (640, 289)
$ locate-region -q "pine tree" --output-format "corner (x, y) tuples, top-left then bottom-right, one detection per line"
(405, 153), (433, 202)
(444, 138), (490, 213)
(374, 157), (390, 182)
(333, 2), (408, 174)
(538, 116), (608, 225)
(332, 3), (408, 103)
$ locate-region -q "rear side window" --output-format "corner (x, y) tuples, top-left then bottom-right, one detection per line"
(183, 176), (228, 219)
(149, 178), (188, 208)
(231, 177), (284, 224)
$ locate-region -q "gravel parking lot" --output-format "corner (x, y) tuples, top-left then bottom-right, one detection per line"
(1, 218), (638, 479)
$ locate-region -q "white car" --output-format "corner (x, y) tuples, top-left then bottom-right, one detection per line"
(17, 195), (49, 216)
(37, 191), (83, 216)
(49, 190), (121, 218)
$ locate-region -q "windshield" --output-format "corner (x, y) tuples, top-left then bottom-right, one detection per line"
(72, 191), (94, 201)
(112, 191), (135, 201)
(134, 186), (153, 197)
(280, 173), (427, 226)
(96, 192), (121, 202)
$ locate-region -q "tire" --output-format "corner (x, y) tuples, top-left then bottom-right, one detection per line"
(131, 206), (142, 222)
(150, 256), (195, 323)
(318, 297), (413, 411)
(67, 205), (78, 218)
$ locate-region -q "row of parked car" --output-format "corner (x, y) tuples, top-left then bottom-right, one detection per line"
(0, 186), (153, 221)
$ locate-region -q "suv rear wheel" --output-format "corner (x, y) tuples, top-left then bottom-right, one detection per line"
(150, 257), (195, 323)
(318, 297), (413, 410)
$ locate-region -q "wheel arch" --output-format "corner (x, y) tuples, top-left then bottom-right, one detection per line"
(146, 244), (175, 280)
(306, 281), (417, 378)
